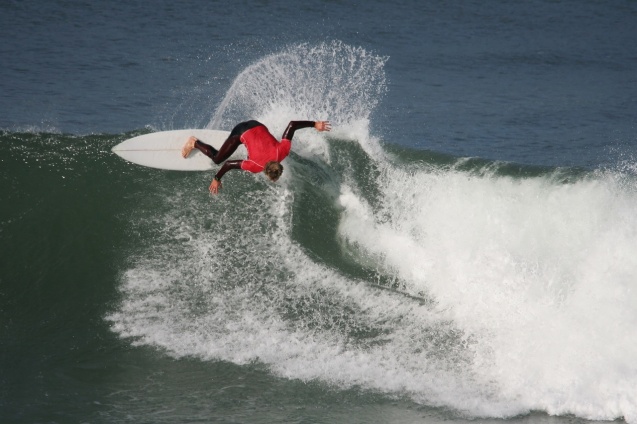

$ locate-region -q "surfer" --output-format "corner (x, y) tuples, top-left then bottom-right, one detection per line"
(181, 120), (331, 194)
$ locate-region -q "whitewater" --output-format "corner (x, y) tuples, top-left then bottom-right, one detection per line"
(106, 42), (637, 423)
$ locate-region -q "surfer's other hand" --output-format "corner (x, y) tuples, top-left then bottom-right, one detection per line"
(209, 178), (222, 194)
(315, 121), (331, 132)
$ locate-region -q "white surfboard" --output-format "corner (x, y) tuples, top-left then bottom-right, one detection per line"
(112, 129), (234, 171)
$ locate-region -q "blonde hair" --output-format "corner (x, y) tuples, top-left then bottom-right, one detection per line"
(264, 161), (284, 181)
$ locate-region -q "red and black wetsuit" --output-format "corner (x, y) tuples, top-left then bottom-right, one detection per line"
(194, 120), (315, 181)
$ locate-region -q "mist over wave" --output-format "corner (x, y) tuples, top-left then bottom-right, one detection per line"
(208, 41), (387, 159)
(107, 42), (637, 423)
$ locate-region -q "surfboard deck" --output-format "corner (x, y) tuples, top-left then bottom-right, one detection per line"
(112, 129), (233, 171)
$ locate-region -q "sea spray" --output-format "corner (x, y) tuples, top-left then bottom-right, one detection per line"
(208, 41), (387, 157)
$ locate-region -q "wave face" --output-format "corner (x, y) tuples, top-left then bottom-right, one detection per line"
(105, 42), (637, 423)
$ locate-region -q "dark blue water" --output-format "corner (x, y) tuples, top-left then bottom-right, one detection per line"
(3, 0), (635, 166)
(2, 1), (636, 423)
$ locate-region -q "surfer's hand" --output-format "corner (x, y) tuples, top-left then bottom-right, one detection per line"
(209, 178), (222, 194)
(315, 121), (331, 132)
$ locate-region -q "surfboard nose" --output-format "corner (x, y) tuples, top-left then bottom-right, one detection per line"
(111, 129), (232, 171)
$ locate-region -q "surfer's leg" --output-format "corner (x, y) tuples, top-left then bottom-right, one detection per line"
(207, 135), (241, 164)
(202, 120), (261, 163)
(183, 120), (260, 160)
(182, 135), (239, 163)
(192, 138), (218, 159)
(229, 120), (262, 138)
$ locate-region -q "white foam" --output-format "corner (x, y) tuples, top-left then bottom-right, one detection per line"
(108, 41), (637, 423)
(109, 164), (637, 423)
(338, 164), (637, 422)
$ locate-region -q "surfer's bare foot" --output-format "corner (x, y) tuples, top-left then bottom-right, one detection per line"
(182, 136), (197, 158)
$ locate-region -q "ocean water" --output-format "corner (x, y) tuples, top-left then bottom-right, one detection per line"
(1, 1), (636, 423)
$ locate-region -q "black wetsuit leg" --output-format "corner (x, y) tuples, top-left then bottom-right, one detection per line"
(229, 120), (262, 138)
(195, 137), (241, 165)
(194, 120), (263, 165)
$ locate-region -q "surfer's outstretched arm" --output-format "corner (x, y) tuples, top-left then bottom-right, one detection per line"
(209, 160), (242, 194)
(282, 120), (331, 141)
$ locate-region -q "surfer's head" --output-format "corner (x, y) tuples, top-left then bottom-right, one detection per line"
(264, 161), (284, 182)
